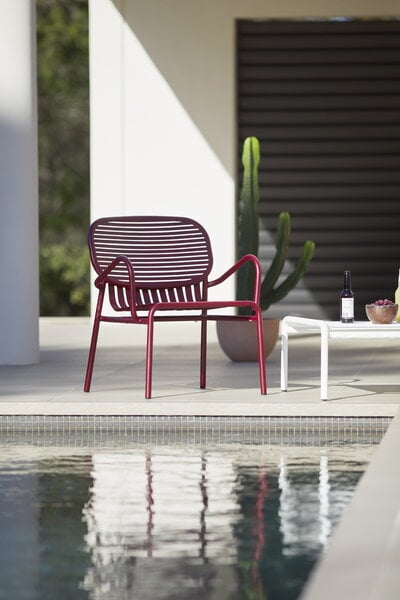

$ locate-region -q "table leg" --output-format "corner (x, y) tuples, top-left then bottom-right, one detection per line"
(280, 326), (288, 391)
(320, 324), (329, 400)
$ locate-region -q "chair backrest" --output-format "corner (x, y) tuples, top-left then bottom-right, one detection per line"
(88, 216), (214, 309)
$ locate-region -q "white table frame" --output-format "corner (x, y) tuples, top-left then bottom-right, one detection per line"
(280, 316), (400, 400)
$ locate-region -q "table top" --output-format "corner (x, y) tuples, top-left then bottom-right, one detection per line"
(282, 316), (400, 337)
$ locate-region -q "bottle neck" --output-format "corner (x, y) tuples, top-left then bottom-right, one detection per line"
(343, 270), (352, 290)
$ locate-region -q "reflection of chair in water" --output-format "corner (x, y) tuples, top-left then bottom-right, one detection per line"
(145, 452), (210, 564)
(252, 466), (268, 595)
(145, 454), (154, 558)
(199, 454), (209, 562)
(84, 215), (267, 398)
(82, 451), (239, 598)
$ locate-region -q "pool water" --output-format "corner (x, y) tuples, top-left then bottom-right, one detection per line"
(0, 441), (376, 600)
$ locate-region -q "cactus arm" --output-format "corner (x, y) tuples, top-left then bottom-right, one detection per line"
(260, 211), (290, 302)
(260, 240), (315, 311)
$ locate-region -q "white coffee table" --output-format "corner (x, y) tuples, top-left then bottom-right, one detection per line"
(280, 316), (400, 400)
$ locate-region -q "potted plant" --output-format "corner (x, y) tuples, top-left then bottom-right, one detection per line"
(217, 136), (316, 360)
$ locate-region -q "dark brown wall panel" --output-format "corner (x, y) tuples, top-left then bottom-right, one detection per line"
(237, 19), (400, 319)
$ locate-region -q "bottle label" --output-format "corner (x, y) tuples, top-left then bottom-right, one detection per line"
(341, 298), (354, 319)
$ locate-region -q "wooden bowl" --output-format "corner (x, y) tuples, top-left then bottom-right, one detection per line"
(365, 304), (398, 324)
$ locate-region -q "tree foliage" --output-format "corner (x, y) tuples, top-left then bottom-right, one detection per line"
(37, 0), (90, 315)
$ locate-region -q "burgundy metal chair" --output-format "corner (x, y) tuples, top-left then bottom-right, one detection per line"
(84, 216), (267, 398)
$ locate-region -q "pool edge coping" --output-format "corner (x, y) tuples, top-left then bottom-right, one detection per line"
(300, 404), (400, 600)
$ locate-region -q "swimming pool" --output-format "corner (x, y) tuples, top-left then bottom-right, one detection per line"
(0, 417), (388, 600)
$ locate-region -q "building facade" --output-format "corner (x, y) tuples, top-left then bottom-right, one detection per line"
(1, 0), (400, 363)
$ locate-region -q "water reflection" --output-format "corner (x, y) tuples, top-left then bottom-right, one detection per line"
(278, 454), (332, 556)
(82, 451), (240, 599)
(80, 446), (369, 600)
(0, 444), (373, 600)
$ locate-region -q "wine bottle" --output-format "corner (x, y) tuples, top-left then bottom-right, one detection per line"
(395, 268), (400, 322)
(340, 270), (354, 323)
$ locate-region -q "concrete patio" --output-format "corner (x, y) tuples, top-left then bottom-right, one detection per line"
(0, 317), (399, 417)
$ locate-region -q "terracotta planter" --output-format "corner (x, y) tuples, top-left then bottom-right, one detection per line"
(216, 319), (280, 361)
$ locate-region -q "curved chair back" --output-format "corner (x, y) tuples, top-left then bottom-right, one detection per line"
(88, 216), (214, 310)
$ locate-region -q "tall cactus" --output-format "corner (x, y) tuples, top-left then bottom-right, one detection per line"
(237, 136), (315, 313)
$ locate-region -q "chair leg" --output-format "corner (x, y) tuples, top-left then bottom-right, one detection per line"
(200, 314), (207, 389)
(84, 318), (100, 392)
(84, 289), (104, 392)
(255, 311), (267, 395)
(145, 314), (155, 399)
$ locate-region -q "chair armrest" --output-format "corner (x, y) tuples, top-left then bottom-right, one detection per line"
(208, 254), (262, 303)
(94, 255), (135, 289)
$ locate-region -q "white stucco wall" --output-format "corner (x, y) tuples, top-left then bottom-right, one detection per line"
(89, 0), (400, 305)
(0, 0), (38, 364)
